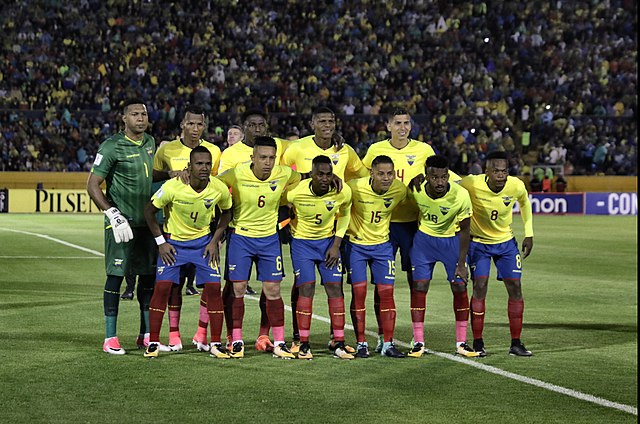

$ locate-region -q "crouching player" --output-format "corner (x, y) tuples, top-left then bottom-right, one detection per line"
(408, 155), (478, 358)
(143, 146), (232, 359)
(287, 155), (354, 360)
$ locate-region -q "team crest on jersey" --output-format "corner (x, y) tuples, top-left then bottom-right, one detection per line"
(114, 258), (123, 267)
(331, 154), (340, 165)
(146, 147), (154, 156)
(502, 196), (513, 206)
(439, 206), (450, 215)
(383, 197), (394, 208)
(269, 180), (279, 191)
(324, 200), (336, 211)
(406, 155), (416, 166)
(203, 198), (215, 209)
(157, 266), (165, 275)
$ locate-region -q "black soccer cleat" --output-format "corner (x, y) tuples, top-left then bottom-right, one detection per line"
(185, 286), (200, 296)
(120, 290), (134, 300)
(473, 338), (487, 357)
(509, 340), (533, 357)
(245, 285), (257, 295)
(381, 341), (405, 358)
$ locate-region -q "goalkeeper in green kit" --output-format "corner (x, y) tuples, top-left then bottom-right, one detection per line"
(87, 98), (160, 355)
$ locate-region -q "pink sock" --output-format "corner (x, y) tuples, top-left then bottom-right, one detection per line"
(195, 326), (207, 339)
(232, 328), (243, 343)
(333, 329), (345, 340)
(456, 320), (468, 343)
(412, 321), (424, 344)
(272, 326), (285, 344)
(199, 305), (209, 324)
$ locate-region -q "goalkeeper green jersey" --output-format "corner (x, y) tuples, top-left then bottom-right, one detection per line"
(91, 131), (156, 227)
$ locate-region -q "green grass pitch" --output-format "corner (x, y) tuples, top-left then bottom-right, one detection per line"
(0, 214), (636, 423)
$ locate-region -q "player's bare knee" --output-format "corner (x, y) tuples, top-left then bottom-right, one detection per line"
(299, 283), (315, 298)
(232, 281), (247, 297)
(450, 281), (467, 293)
(324, 282), (342, 298)
(413, 280), (430, 293)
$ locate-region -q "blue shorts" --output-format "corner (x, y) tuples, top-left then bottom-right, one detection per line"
(344, 240), (395, 285)
(226, 232), (283, 283)
(468, 238), (522, 281)
(156, 234), (221, 285)
(411, 231), (464, 283)
(290, 237), (343, 286)
(389, 221), (418, 271)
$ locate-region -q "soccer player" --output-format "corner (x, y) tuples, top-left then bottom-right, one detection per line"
(460, 151), (534, 357)
(408, 155), (478, 358)
(143, 146), (232, 359)
(226, 125), (243, 147)
(282, 106), (367, 353)
(360, 108), (436, 352)
(286, 155), (354, 360)
(345, 155), (407, 358)
(153, 105), (222, 351)
(217, 136), (301, 359)
(87, 98), (157, 355)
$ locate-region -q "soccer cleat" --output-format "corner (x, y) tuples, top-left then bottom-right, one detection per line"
(169, 332), (183, 352)
(374, 335), (384, 353)
(381, 341), (405, 358)
(473, 339), (487, 357)
(290, 340), (301, 354)
(273, 343), (295, 359)
(137, 334), (171, 352)
(192, 337), (211, 352)
(144, 342), (159, 358)
(327, 339), (356, 354)
(407, 342), (425, 358)
(120, 290), (134, 300)
(103, 337), (126, 355)
(509, 340), (533, 357)
(245, 285), (257, 295)
(229, 341), (244, 359)
(297, 342), (313, 360)
(185, 286), (200, 296)
(456, 342), (480, 358)
(209, 343), (230, 359)
(355, 342), (370, 358)
(255, 335), (274, 352)
(333, 342), (354, 360)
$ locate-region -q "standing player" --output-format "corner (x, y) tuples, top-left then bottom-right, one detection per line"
(153, 105), (222, 351)
(217, 136), (301, 359)
(282, 106), (367, 353)
(362, 108), (460, 352)
(460, 151), (534, 356)
(286, 155), (354, 360)
(143, 146), (232, 359)
(346, 155), (407, 358)
(87, 98), (157, 355)
(408, 155), (478, 358)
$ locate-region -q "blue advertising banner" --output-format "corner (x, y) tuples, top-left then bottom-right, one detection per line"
(513, 193), (584, 214)
(585, 192), (637, 216)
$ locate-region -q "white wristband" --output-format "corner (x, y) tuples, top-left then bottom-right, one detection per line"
(154, 235), (166, 246)
(104, 207), (120, 219)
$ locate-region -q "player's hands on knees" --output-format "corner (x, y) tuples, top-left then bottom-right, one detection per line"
(159, 243), (177, 266)
(408, 174), (425, 192)
(325, 245), (341, 269)
(104, 207), (133, 243)
(453, 263), (468, 284)
(521, 237), (533, 259)
(204, 240), (219, 269)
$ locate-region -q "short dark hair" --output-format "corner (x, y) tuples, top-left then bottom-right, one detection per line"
(312, 106), (335, 118)
(122, 98), (145, 113)
(312, 155), (332, 168)
(485, 151), (508, 161)
(426, 155), (449, 170)
(190, 145), (211, 161)
(184, 105), (205, 117)
(387, 108), (410, 122)
(371, 155), (394, 168)
(253, 136), (277, 149)
(241, 109), (268, 124)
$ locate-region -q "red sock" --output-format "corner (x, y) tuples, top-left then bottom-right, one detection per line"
(148, 281), (172, 342)
(291, 284), (300, 339)
(377, 284), (396, 342)
(410, 287), (427, 324)
(508, 299), (524, 340)
(204, 283), (223, 343)
(471, 297), (486, 340)
(350, 282), (367, 342)
(453, 290), (469, 321)
(266, 297), (285, 343)
(328, 297), (346, 341)
(373, 284), (383, 336)
(231, 295), (245, 340)
(296, 295), (312, 342)
(259, 291), (270, 337)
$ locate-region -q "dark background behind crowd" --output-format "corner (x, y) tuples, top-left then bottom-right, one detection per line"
(0, 0), (636, 178)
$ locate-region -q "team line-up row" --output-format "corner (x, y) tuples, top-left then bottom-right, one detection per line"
(87, 100), (534, 360)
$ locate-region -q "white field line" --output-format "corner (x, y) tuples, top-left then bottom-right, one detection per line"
(2, 227), (636, 416)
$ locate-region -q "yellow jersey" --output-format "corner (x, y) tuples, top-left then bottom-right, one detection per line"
(411, 182), (472, 237)
(154, 138), (221, 176)
(218, 137), (289, 174)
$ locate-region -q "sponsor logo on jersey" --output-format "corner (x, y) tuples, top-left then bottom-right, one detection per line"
(383, 197), (394, 208)
(406, 155), (416, 165)
(324, 200), (336, 211)
(154, 188), (164, 199)
(269, 180), (279, 191)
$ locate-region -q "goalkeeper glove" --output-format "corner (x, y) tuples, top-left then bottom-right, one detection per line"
(104, 207), (133, 243)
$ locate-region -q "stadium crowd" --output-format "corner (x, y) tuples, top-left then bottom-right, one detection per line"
(0, 0), (636, 176)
